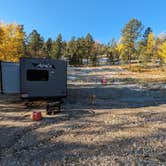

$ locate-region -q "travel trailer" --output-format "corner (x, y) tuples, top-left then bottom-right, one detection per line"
(0, 58), (67, 113)
(20, 58), (67, 99)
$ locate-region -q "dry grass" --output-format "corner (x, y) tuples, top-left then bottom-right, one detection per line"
(84, 64), (166, 85)
(122, 64), (166, 84)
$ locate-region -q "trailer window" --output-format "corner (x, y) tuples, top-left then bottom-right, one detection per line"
(27, 70), (49, 81)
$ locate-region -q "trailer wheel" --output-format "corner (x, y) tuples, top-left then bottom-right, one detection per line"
(24, 101), (34, 108)
(46, 104), (52, 115)
(46, 102), (61, 115)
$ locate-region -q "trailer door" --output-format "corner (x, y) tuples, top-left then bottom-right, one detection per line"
(1, 62), (20, 94)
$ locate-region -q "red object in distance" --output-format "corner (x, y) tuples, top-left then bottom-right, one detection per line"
(101, 78), (107, 85)
(32, 112), (42, 121)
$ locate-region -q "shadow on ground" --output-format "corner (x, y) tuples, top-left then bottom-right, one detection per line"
(66, 86), (166, 109)
(1, 109), (165, 165)
(0, 85), (166, 165)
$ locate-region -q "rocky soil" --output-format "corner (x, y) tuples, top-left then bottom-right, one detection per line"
(0, 66), (166, 165)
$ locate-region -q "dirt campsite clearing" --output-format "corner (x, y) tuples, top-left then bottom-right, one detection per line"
(0, 65), (166, 165)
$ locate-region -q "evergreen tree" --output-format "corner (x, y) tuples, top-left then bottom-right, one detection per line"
(51, 34), (63, 59)
(76, 37), (86, 65)
(107, 39), (119, 64)
(137, 40), (146, 62)
(27, 29), (44, 57)
(121, 18), (143, 64)
(90, 42), (103, 66)
(61, 41), (67, 59)
(84, 33), (94, 64)
(143, 27), (153, 45)
(45, 38), (52, 57)
(66, 37), (78, 65)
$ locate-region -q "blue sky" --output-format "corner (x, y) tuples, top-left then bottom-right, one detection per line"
(0, 0), (166, 43)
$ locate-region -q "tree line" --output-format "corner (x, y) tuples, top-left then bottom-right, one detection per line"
(0, 19), (166, 66)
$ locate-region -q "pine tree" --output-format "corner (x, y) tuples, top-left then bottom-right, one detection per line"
(137, 40), (146, 62)
(84, 33), (94, 64)
(121, 18), (143, 64)
(45, 38), (52, 57)
(66, 37), (78, 65)
(90, 42), (103, 66)
(27, 30), (44, 57)
(61, 41), (67, 59)
(76, 37), (86, 65)
(143, 27), (153, 45)
(51, 34), (63, 59)
(107, 39), (120, 64)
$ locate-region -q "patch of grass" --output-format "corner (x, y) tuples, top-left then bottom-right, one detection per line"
(123, 64), (165, 73)
(119, 64), (166, 85)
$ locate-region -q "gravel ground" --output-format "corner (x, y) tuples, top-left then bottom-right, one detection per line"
(0, 66), (166, 165)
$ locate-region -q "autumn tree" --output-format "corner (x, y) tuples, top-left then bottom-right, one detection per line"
(121, 18), (143, 64)
(146, 33), (155, 60)
(139, 32), (155, 64)
(0, 22), (25, 62)
(157, 41), (166, 64)
(0, 26), (4, 44)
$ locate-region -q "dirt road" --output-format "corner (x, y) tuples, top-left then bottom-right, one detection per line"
(0, 66), (166, 165)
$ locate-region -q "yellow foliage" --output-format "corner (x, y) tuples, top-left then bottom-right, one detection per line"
(158, 41), (166, 63)
(0, 22), (25, 62)
(116, 43), (125, 54)
(0, 27), (4, 44)
(146, 33), (155, 54)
